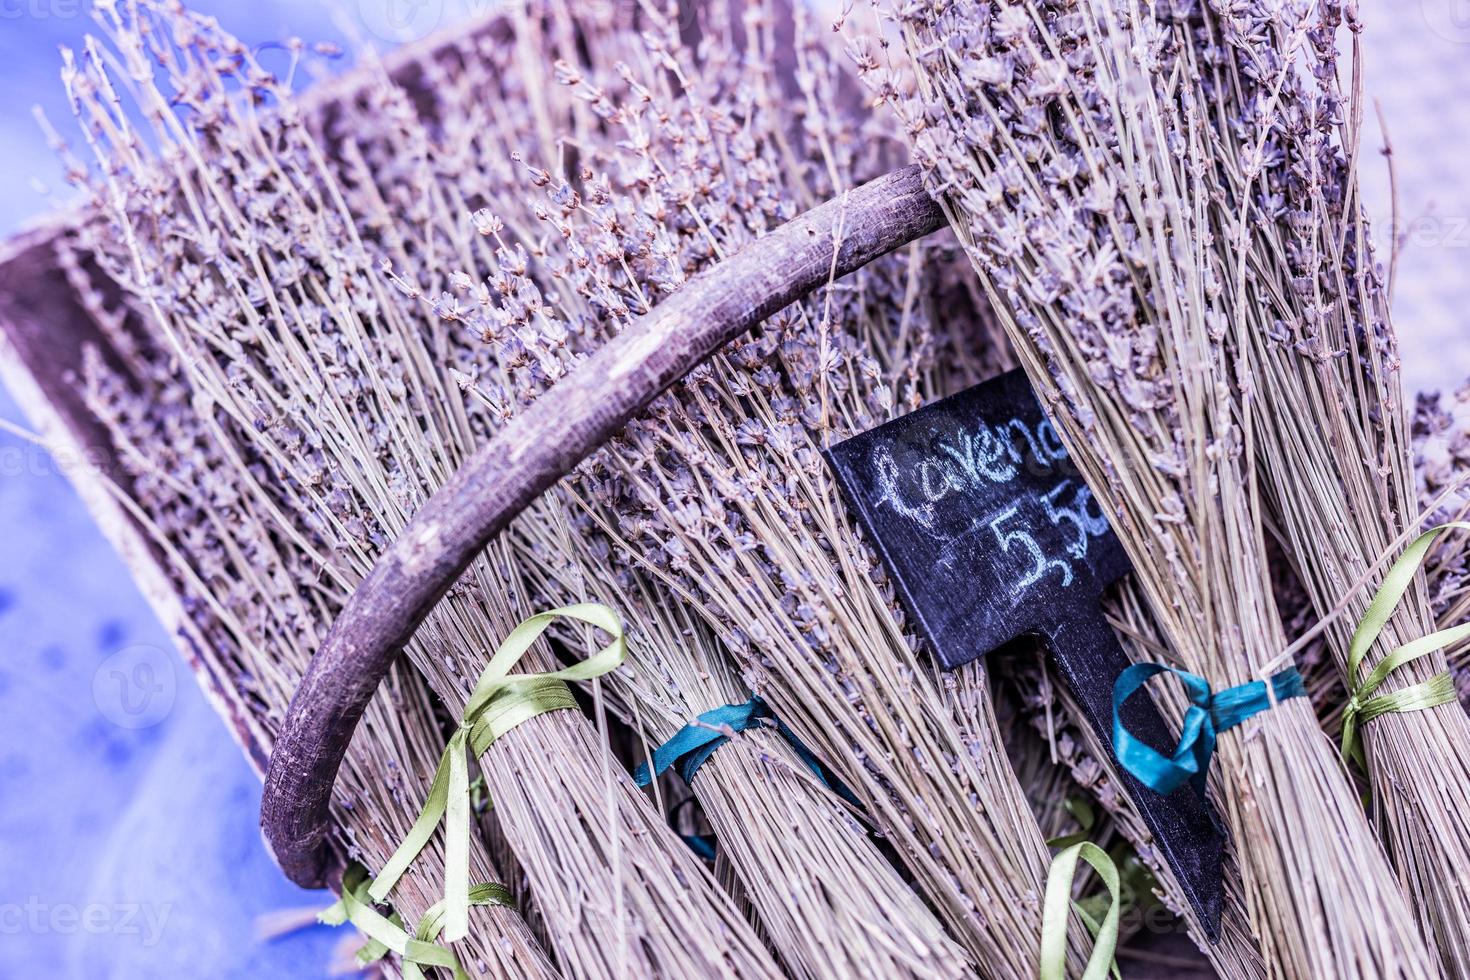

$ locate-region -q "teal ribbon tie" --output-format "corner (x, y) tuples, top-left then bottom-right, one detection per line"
(634, 696), (860, 808)
(1113, 663), (1305, 795)
(635, 697), (776, 786)
(682, 833), (718, 861)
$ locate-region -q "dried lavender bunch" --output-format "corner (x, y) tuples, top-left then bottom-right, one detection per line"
(1143, 2), (1470, 968)
(332, 12), (975, 975)
(887, 0), (1435, 975)
(875, 200), (1267, 972)
(512, 507), (972, 979)
(77, 303), (553, 978)
(61, 3), (781, 977)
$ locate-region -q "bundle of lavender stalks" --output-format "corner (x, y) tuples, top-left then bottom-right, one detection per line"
(65, 4), (784, 978)
(34, 0), (1470, 976)
(340, 1), (980, 973)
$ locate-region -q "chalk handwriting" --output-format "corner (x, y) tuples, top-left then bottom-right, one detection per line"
(874, 445), (937, 528)
(870, 413), (1108, 600)
(990, 503), (1073, 593)
(874, 415), (1071, 525)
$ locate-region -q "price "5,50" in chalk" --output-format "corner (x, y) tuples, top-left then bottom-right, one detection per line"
(989, 480), (1109, 595)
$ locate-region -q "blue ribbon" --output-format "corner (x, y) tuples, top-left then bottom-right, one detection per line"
(665, 797), (719, 861)
(1113, 663), (1305, 795)
(682, 833), (718, 861)
(634, 697), (858, 806)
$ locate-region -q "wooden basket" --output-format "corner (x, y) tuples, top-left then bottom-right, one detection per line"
(0, 50), (943, 887)
(0, 7), (946, 899)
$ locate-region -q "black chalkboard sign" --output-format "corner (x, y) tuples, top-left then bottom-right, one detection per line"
(825, 369), (1224, 940)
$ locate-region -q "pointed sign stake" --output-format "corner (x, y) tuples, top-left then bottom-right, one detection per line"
(824, 368), (1224, 940)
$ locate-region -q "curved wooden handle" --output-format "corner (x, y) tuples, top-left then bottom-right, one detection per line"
(260, 165), (947, 887)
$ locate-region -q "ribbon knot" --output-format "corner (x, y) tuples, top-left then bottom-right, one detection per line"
(1339, 523), (1468, 768)
(368, 604), (626, 945)
(634, 697), (779, 786)
(1113, 663), (1305, 796)
(320, 862), (514, 980)
(634, 696), (860, 809)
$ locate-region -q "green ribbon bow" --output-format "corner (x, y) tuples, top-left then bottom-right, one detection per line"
(1341, 524), (1469, 768)
(321, 863), (514, 980)
(1038, 841), (1121, 980)
(369, 603), (626, 943)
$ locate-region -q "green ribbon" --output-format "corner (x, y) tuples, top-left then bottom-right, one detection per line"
(1044, 798), (1097, 850)
(1038, 842), (1121, 980)
(400, 883), (518, 980)
(1341, 524), (1468, 768)
(369, 603), (627, 943)
(320, 863), (513, 980)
